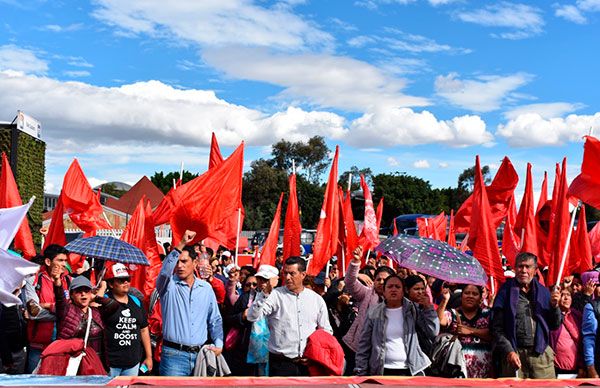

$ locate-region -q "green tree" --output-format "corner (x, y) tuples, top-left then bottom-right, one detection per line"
(270, 136), (330, 183)
(99, 183), (127, 198)
(457, 165), (491, 192)
(242, 159), (288, 230)
(150, 170), (199, 194)
(339, 166), (373, 192)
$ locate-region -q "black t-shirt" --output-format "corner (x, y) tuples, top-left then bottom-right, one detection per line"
(104, 295), (148, 368)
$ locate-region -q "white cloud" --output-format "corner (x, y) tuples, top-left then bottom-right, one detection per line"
(438, 162), (449, 168)
(435, 72), (533, 112)
(347, 106), (493, 147)
(455, 2), (544, 39)
(0, 45), (48, 74)
(41, 23), (83, 32)
(497, 112), (600, 147)
(387, 156), (400, 166)
(414, 159), (430, 168)
(578, 0), (600, 11)
(429, 0), (460, 5)
(203, 46), (429, 112)
(63, 70), (91, 78)
(0, 71), (347, 148)
(504, 102), (584, 120)
(348, 29), (471, 54)
(91, 0), (333, 50)
(555, 4), (587, 24)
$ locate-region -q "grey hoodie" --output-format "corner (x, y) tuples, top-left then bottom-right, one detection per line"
(355, 298), (439, 376)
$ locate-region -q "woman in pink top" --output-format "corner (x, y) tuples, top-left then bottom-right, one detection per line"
(550, 287), (584, 377)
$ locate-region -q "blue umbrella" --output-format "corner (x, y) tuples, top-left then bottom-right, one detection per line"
(375, 234), (488, 286)
(65, 236), (149, 266)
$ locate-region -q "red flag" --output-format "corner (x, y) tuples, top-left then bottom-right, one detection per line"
(61, 159), (111, 234)
(259, 193), (284, 267)
(455, 157), (519, 233)
(535, 171), (550, 267)
(514, 163), (538, 257)
(376, 197), (384, 232)
(502, 196), (521, 269)
(537, 171), (548, 215)
(468, 156), (505, 285)
(589, 221), (600, 264)
(0, 152), (35, 258)
(309, 146), (340, 276)
(170, 143), (244, 246)
(43, 194), (67, 249)
(569, 205), (593, 275)
(547, 158), (571, 286)
(340, 188), (359, 266)
(209, 132), (224, 170)
(152, 187), (179, 226)
(416, 217), (430, 238)
(432, 212), (447, 241)
(120, 196), (162, 300)
(568, 136), (600, 208)
(392, 218), (399, 236)
(358, 175), (379, 251)
(283, 173), (302, 260)
(447, 210), (456, 247)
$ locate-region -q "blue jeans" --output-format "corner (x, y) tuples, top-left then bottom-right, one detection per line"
(109, 364), (140, 377)
(159, 346), (198, 376)
(26, 347), (42, 374)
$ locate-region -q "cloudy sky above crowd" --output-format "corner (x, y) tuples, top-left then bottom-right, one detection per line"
(1, 0), (599, 196)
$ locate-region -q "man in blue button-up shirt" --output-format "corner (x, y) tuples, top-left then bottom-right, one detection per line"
(157, 230), (223, 376)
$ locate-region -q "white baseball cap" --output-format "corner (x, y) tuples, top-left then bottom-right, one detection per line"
(255, 265), (279, 280)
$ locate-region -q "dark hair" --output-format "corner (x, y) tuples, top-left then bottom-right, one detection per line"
(383, 275), (404, 289)
(31, 254), (46, 266)
(515, 251), (538, 267)
(43, 244), (69, 261)
(404, 274), (425, 291)
(374, 265), (395, 279)
(285, 256), (307, 272)
(360, 265), (376, 279)
(182, 246), (198, 260)
(241, 265), (256, 276)
(462, 284), (483, 296)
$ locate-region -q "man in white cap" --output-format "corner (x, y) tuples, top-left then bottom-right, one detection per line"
(247, 256), (332, 376)
(103, 263), (152, 377)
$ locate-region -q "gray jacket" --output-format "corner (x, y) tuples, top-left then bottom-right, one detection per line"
(355, 298), (439, 376)
(193, 345), (231, 377)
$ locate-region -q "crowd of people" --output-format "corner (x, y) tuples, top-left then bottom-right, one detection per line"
(2, 228), (600, 380)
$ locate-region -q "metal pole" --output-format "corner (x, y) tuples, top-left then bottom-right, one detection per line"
(102, 212), (119, 238)
(555, 201), (580, 287)
(234, 208), (242, 266)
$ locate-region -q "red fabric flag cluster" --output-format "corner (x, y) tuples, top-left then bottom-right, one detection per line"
(170, 143), (244, 246)
(209, 132), (224, 170)
(502, 197), (520, 268)
(546, 158), (572, 286)
(44, 159), (111, 249)
(283, 173), (302, 260)
(568, 136), (600, 208)
(535, 172), (550, 267)
(455, 157), (518, 233)
(259, 193), (284, 267)
(357, 175), (379, 251)
(468, 156), (505, 286)
(120, 196), (162, 300)
(309, 146), (340, 276)
(589, 221), (600, 264)
(339, 188), (359, 269)
(447, 210), (456, 247)
(514, 163), (538, 258)
(0, 152), (35, 258)
(417, 213), (446, 241)
(569, 205), (593, 275)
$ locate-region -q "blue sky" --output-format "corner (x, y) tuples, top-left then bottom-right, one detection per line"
(1, 0), (599, 200)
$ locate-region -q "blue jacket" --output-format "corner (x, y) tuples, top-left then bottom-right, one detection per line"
(492, 278), (561, 355)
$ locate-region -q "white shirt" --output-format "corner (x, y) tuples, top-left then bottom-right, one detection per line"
(247, 286), (332, 358)
(384, 306), (407, 369)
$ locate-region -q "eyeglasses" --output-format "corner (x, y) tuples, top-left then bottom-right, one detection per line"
(115, 278), (131, 284)
(244, 282), (258, 287)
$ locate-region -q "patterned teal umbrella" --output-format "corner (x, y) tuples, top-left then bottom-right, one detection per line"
(375, 234), (488, 286)
(65, 236), (149, 266)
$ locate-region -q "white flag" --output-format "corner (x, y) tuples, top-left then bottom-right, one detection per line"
(0, 249), (39, 305)
(0, 200), (33, 251)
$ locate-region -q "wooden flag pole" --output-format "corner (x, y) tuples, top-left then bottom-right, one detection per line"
(324, 260), (331, 293)
(234, 207), (242, 266)
(179, 161), (184, 184)
(555, 201), (581, 288)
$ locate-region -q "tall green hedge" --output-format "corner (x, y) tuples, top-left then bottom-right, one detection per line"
(0, 128), (46, 251)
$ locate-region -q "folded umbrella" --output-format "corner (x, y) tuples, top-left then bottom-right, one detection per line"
(375, 234), (488, 286)
(65, 236), (149, 266)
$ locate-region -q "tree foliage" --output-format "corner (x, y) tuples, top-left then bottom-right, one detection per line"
(270, 136), (330, 183)
(339, 166), (373, 192)
(457, 165), (491, 192)
(99, 183), (127, 198)
(150, 170), (199, 194)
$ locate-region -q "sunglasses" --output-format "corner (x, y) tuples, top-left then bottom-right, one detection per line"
(115, 278), (131, 284)
(244, 282), (258, 287)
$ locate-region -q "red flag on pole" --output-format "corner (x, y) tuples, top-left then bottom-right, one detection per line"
(358, 175), (379, 251)
(432, 212), (447, 241)
(170, 143), (244, 246)
(455, 157), (519, 233)
(502, 196), (521, 269)
(120, 196), (162, 301)
(309, 146), (340, 276)
(447, 209), (456, 247)
(514, 163), (538, 257)
(209, 132), (224, 170)
(0, 152), (35, 258)
(468, 156), (505, 288)
(152, 187), (180, 226)
(568, 136), (600, 208)
(546, 158), (571, 287)
(535, 171), (550, 267)
(283, 173), (302, 260)
(376, 197), (384, 234)
(43, 195), (67, 249)
(61, 159), (112, 235)
(392, 218), (399, 236)
(569, 204), (593, 275)
(537, 171), (548, 215)
(259, 193), (284, 267)
(589, 220), (600, 264)
(340, 188), (359, 266)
